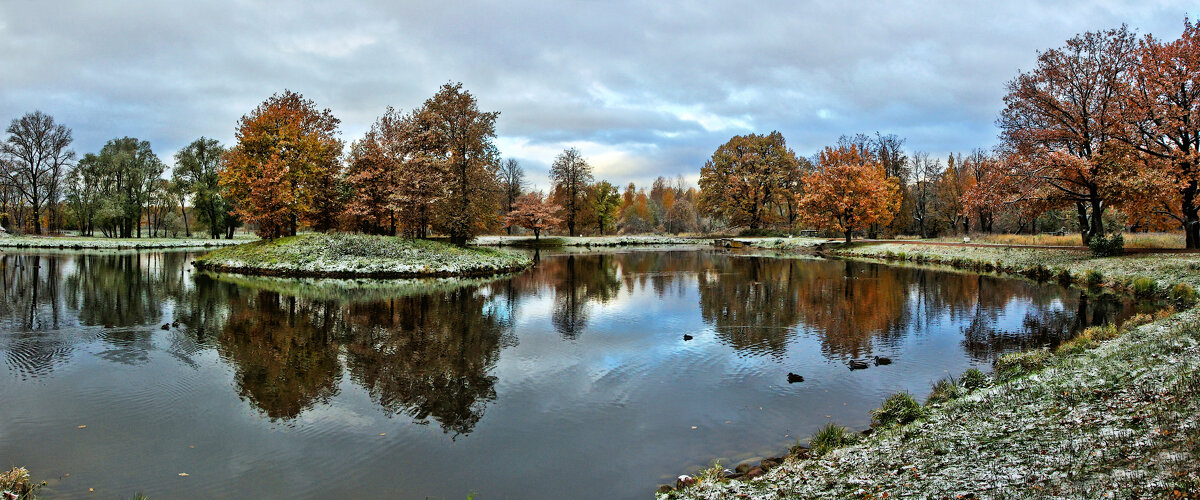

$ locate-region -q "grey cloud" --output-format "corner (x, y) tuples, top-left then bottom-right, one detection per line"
(0, 0), (1194, 186)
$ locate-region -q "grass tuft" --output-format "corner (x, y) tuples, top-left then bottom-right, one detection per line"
(871, 392), (925, 427)
(809, 422), (857, 457)
(1169, 282), (1198, 307)
(995, 349), (1050, 380)
(926, 376), (964, 405)
(960, 368), (987, 390)
(1133, 277), (1159, 299)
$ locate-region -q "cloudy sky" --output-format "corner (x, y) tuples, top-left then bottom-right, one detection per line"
(1, 1), (1193, 189)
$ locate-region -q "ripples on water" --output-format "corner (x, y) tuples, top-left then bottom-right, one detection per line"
(0, 248), (1139, 499)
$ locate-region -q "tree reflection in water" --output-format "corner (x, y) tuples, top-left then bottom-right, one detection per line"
(0, 248), (1144, 434)
(217, 290), (343, 420)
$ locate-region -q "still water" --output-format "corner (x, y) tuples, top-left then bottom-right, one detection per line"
(0, 248), (1135, 499)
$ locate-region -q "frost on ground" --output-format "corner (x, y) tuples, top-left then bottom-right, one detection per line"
(667, 243), (1200, 499)
(471, 235), (700, 246)
(193, 233), (531, 278)
(669, 310), (1200, 499)
(836, 242), (1200, 291)
(0, 235), (254, 249)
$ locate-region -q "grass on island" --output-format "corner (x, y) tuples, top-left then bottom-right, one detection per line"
(193, 232), (531, 279)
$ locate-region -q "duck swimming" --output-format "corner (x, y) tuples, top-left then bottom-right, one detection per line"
(874, 356), (892, 366)
(848, 360), (869, 370)
(682, 334), (693, 341)
(787, 372), (804, 383)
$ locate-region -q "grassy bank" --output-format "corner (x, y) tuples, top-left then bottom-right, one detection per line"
(0, 235), (254, 249)
(193, 233), (531, 279)
(665, 242), (1200, 498)
(834, 242), (1200, 294)
(471, 235), (701, 247)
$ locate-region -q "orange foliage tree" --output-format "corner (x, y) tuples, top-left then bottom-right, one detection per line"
(504, 191), (562, 239)
(998, 26), (1138, 245)
(220, 90), (343, 239)
(698, 131), (802, 230)
(1122, 19), (1200, 246)
(797, 145), (900, 242)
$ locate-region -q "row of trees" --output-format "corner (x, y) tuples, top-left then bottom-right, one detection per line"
(0, 110), (238, 238)
(697, 20), (1200, 246)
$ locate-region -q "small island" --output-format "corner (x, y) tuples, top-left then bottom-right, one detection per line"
(193, 233), (531, 279)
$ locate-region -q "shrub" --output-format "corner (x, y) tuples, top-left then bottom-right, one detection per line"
(1088, 232), (1124, 257)
(1168, 283), (1198, 307)
(1054, 268), (1073, 285)
(1125, 313), (1153, 327)
(0, 467), (35, 498)
(1085, 323), (1121, 341)
(960, 368), (987, 390)
(1055, 335), (1097, 356)
(995, 349), (1050, 379)
(1132, 277), (1159, 299)
(809, 422), (856, 457)
(1026, 264), (1051, 281)
(926, 377), (964, 405)
(1084, 269), (1104, 289)
(871, 392), (925, 427)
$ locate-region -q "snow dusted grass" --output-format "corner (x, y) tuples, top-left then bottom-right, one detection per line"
(472, 234), (700, 247)
(668, 308), (1200, 498)
(0, 234), (253, 249)
(835, 242), (1200, 297)
(666, 243), (1200, 499)
(193, 233), (530, 279)
(725, 237), (828, 250)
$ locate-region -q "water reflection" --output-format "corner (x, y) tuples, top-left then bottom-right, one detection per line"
(0, 247), (1152, 499)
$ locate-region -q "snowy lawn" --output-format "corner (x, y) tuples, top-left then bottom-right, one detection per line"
(193, 233), (530, 278)
(0, 235), (254, 249)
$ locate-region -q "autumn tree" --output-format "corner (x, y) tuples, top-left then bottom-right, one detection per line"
(173, 137), (231, 238)
(1122, 19), (1200, 247)
(589, 180), (620, 235)
(550, 147), (593, 235)
(998, 26), (1138, 245)
(499, 158), (525, 235)
(416, 83), (501, 245)
(220, 90), (343, 239)
(0, 111), (74, 234)
(698, 131), (802, 230)
(959, 149), (1001, 233)
(344, 128), (396, 235)
(798, 145), (901, 242)
(505, 191), (562, 239)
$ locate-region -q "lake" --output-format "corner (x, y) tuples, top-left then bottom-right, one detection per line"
(0, 247), (1137, 499)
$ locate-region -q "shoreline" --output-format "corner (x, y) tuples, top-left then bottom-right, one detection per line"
(663, 241), (1200, 498)
(0, 236), (251, 250)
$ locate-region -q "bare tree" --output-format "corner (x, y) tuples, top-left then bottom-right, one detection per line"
(499, 158), (525, 234)
(550, 147), (593, 235)
(0, 111), (74, 235)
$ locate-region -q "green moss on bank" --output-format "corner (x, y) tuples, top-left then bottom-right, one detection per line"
(193, 233), (531, 279)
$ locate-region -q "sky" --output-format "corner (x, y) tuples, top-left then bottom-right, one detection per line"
(0, 1), (1194, 190)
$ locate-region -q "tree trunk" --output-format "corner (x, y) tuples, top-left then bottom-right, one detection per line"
(1089, 197), (1104, 243)
(1076, 202), (1091, 245)
(179, 199), (191, 237)
(1183, 177), (1199, 249)
(844, 229), (852, 243)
